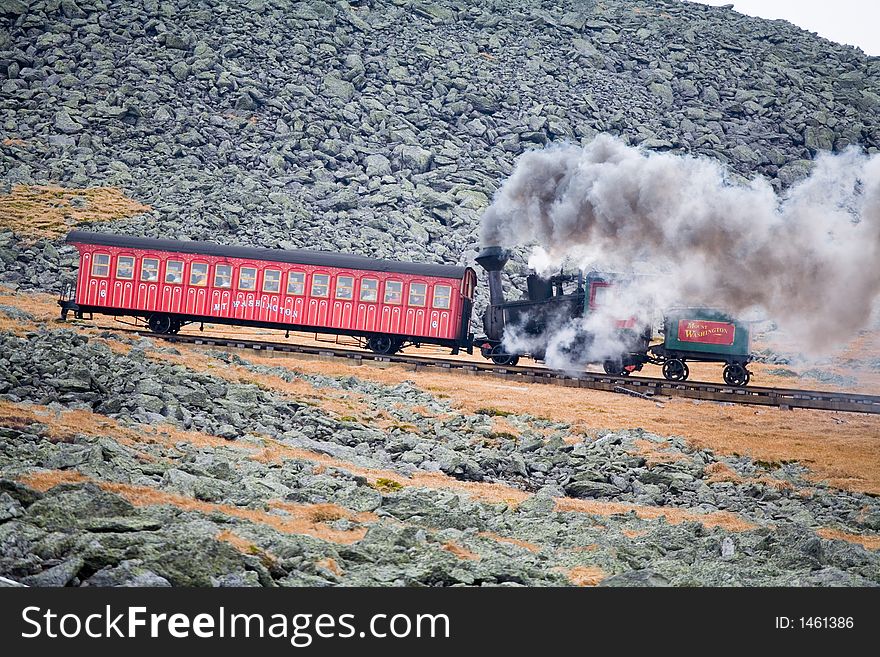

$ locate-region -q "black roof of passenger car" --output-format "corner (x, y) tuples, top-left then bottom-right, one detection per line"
(65, 231), (469, 279)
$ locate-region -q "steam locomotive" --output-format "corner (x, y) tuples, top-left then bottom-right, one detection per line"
(474, 246), (652, 375)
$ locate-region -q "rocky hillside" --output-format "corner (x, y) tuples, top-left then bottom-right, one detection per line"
(0, 292), (878, 586)
(2, 0), (880, 293)
(1, 1), (880, 587)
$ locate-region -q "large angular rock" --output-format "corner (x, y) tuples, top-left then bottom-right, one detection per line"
(393, 145), (433, 173)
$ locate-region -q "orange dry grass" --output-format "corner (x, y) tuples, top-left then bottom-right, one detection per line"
(562, 566), (606, 586)
(441, 541), (480, 560)
(305, 503), (345, 523)
(630, 438), (689, 465)
(0, 288), (63, 333)
(703, 461), (740, 483)
(703, 461), (794, 491)
(316, 557), (343, 576)
(140, 345), (392, 425)
(569, 544), (600, 552)
(816, 528), (880, 551)
(19, 470), (372, 544)
(0, 399), (241, 462)
(18, 469), (87, 489)
(622, 528), (648, 538)
(216, 529), (259, 553)
(0, 184), (151, 239)
(554, 497), (757, 532)
(478, 532), (541, 553)
(2, 138), (28, 147)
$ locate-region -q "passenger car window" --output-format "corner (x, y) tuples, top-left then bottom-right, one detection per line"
(214, 264), (232, 288)
(91, 253), (110, 277)
(141, 257), (159, 282)
(360, 278), (379, 302)
(408, 282), (427, 307)
(238, 266), (257, 291)
(311, 274), (330, 297)
(165, 260), (184, 284)
(115, 256), (135, 280)
(384, 280), (403, 305)
(263, 269), (281, 293)
(432, 284), (452, 309)
(190, 262), (209, 287)
(287, 271), (305, 295)
(336, 275), (354, 300)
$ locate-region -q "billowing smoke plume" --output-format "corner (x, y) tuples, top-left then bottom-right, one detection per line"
(481, 134), (880, 356)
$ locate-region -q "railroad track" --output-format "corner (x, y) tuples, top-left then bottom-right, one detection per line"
(118, 329), (880, 415)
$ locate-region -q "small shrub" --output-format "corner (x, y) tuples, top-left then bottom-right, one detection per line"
(308, 504), (344, 523)
(373, 478), (403, 493)
(475, 407), (513, 417)
(485, 431), (517, 442)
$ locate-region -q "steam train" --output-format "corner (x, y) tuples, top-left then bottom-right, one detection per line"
(58, 232), (752, 386)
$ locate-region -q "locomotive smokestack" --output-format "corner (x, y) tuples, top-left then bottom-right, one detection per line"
(475, 246), (510, 306)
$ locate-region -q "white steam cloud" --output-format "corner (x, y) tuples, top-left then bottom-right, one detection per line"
(481, 134), (880, 360)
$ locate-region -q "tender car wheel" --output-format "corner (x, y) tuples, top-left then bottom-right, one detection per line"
(662, 359), (689, 381)
(723, 363), (750, 387)
(367, 335), (400, 355)
(490, 344), (519, 367)
(147, 313), (173, 334)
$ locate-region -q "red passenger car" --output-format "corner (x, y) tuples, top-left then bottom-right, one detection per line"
(59, 231), (477, 355)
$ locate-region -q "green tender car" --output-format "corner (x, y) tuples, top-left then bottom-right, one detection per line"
(649, 307), (753, 386)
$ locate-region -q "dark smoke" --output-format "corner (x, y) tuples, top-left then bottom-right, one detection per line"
(480, 135), (880, 352)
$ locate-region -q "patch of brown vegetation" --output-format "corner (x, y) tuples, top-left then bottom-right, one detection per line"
(441, 541), (480, 560)
(478, 532), (541, 553)
(106, 483), (371, 544)
(631, 438), (689, 465)
(491, 416), (521, 440)
(305, 503), (346, 524)
(216, 529), (258, 553)
(568, 544), (600, 552)
(703, 462), (739, 483)
(622, 529), (648, 539)
(554, 497), (757, 532)
(703, 461), (795, 491)
(316, 557), (343, 576)
(140, 345), (390, 425)
(18, 469), (87, 490)
(0, 399), (234, 464)
(249, 434), (531, 505)
(816, 528), (880, 551)
(562, 565), (606, 586)
(2, 138), (28, 147)
(0, 288), (63, 333)
(19, 470), (371, 544)
(0, 185), (151, 239)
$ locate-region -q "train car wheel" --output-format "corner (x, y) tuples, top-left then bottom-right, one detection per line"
(169, 318), (182, 334)
(723, 363), (750, 387)
(662, 359), (689, 381)
(603, 360), (628, 376)
(367, 335), (400, 355)
(147, 313), (173, 334)
(490, 344), (519, 367)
